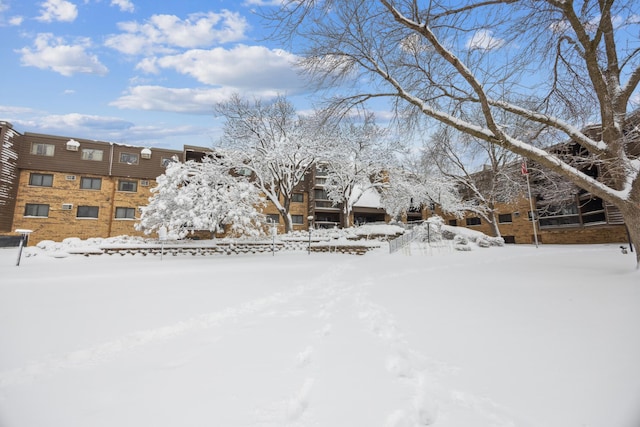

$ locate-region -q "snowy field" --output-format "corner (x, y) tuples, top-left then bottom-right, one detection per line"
(1, 242), (639, 427)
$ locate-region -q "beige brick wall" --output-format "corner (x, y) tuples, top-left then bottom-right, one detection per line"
(538, 225), (628, 244)
(437, 197), (629, 245)
(261, 192), (310, 233)
(12, 170), (153, 244)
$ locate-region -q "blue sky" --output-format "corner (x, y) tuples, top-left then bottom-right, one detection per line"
(0, 0), (316, 149)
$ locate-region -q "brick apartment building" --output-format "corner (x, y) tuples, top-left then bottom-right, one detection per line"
(0, 121), (631, 246)
(0, 122), (387, 245)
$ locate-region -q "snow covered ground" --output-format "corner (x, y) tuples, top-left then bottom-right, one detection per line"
(1, 241), (639, 427)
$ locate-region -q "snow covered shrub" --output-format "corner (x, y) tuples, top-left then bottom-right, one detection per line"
(488, 237), (505, 247)
(453, 235), (468, 245)
(137, 157), (265, 239)
(441, 228), (457, 240)
(36, 240), (62, 251)
(61, 237), (83, 247)
(476, 237), (491, 248)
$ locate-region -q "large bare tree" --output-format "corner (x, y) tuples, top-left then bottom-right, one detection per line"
(266, 0), (640, 267)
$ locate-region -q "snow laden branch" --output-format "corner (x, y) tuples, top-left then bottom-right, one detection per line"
(136, 158), (265, 239)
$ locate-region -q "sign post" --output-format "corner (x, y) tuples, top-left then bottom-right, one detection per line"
(15, 229), (33, 267)
(158, 226), (168, 261)
(522, 160), (539, 248)
(307, 216), (314, 255)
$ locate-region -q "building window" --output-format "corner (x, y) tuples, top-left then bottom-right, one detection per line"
(579, 196), (606, 224)
(292, 193), (304, 203)
(161, 157), (176, 167)
(538, 203), (580, 228)
(29, 173), (53, 187)
(24, 203), (49, 217)
(80, 177), (102, 190)
(115, 207), (136, 219)
(30, 143), (55, 156)
(448, 219), (457, 226)
(120, 152), (139, 164)
(314, 189), (329, 200)
(81, 148), (103, 161)
(266, 214), (280, 224)
(118, 180), (138, 192)
(77, 206), (99, 218)
(292, 215), (304, 224)
(235, 167), (252, 177)
(498, 213), (513, 223)
(466, 217), (481, 226)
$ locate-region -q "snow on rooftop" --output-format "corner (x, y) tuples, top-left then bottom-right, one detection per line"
(352, 185), (382, 208)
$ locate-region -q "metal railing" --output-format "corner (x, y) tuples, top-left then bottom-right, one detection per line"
(389, 229), (419, 253)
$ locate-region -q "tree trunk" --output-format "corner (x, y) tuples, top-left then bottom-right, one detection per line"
(619, 203), (640, 269)
(342, 205), (352, 228)
(282, 197), (293, 233)
(281, 210), (293, 234)
(488, 211), (501, 238)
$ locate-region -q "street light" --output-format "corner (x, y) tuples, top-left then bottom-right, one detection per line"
(307, 215), (314, 255)
(268, 218), (277, 256)
(15, 229), (33, 267)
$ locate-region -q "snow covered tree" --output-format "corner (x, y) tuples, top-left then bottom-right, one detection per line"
(137, 157), (265, 239)
(425, 124), (526, 237)
(321, 113), (404, 227)
(215, 94), (322, 233)
(265, 0), (640, 267)
(380, 155), (479, 223)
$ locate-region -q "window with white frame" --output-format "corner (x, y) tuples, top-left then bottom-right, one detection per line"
(292, 193), (304, 203)
(29, 173), (53, 187)
(161, 157), (176, 167)
(119, 152), (139, 164)
(115, 207), (136, 219)
(266, 214), (280, 224)
(24, 203), (49, 217)
(81, 148), (104, 161)
(30, 143), (55, 156)
(77, 206), (99, 218)
(292, 215), (304, 224)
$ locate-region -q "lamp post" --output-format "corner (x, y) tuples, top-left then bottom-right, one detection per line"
(307, 215), (314, 255)
(15, 229), (33, 267)
(268, 218), (277, 256)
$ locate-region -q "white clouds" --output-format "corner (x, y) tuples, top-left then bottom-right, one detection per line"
(109, 85), (238, 113)
(8, 15), (23, 25)
(0, 103), (208, 147)
(104, 11), (248, 55)
(0, 0), (22, 26)
(141, 45), (303, 88)
(111, 0), (134, 13)
(110, 84), (291, 114)
(466, 29), (505, 51)
(114, 44), (309, 113)
(18, 33), (108, 76)
(38, 112), (134, 130)
(36, 0), (78, 23)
